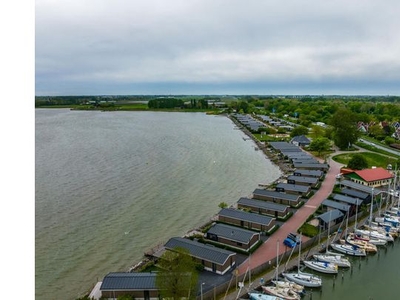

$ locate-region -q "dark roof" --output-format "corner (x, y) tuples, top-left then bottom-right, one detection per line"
(333, 193), (364, 206)
(293, 162), (329, 170)
(218, 208), (274, 225)
(321, 199), (350, 212)
(269, 142), (302, 152)
(276, 183), (310, 193)
(293, 170), (323, 177)
(341, 188), (369, 200)
(292, 158), (320, 164)
(340, 180), (378, 195)
(252, 189), (300, 201)
(207, 223), (259, 244)
(287, 175), (318, 184)
(286, 153), (313, 159)
(164, 237), (235, 265)
(100, 272), (157, 291)
(291, 135), (311, 144)
(237, 197), (288, 212)
(318, 209), (344, 223)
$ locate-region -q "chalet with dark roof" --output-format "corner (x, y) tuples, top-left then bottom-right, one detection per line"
(287, 175), (318, 187)
(317, 209), (344, 230)
(100, 272), (158, 300)
(293, 162), (329, 171)
(339, 179), (379, 196)
(206, 223), (260, 252)
(340, 188), (371, 204)
(237, 197), (289, 219)
(290, 135), (311, 147)
(293, 169), (323, 178)
(252, 189), (301, 206)
(332, 193), (363, 216)
(275, 183), (311, 197)
(321, 199), (350, 215)
(164, 237), (236, 275)
(217, 208), (276, 232)
(269, 142), (302, 153)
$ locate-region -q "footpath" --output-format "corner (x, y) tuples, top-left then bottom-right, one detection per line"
(221, 156), (343, 300)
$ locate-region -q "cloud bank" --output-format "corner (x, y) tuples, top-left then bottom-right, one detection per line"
(35, 0), (400, 95)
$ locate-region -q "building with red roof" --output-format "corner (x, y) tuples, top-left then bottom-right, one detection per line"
(344, 167), (394, 187)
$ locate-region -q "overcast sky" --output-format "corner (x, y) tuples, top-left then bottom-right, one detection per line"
(35, 0), (400, 95)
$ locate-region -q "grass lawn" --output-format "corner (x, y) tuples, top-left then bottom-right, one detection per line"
(332, 151), (399, 169)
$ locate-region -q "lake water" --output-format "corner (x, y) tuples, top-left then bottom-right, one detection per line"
(35, 109), (281, 300)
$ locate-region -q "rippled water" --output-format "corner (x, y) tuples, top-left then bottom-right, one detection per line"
(35, 109), (281, 300)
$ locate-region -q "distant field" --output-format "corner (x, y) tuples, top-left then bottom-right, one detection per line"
(332, 151), (399, 168)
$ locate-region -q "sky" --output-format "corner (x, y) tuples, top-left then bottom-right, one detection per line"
(35, 0), (400, 95)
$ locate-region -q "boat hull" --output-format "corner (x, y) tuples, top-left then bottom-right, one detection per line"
(282, 271), (322, 288)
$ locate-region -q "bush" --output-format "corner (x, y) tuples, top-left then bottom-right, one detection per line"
(298, 223), (319, 237)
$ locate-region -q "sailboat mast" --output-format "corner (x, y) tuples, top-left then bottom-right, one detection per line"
(369, 187), (374, 224)
(276, 240), (279, 281)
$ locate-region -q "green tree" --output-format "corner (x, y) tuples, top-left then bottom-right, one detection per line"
(330, 108), (360, 150)
(290, 125), (309, 138)
(218, 202), (228, 209)
(347, 154), (368, 170)
(309, 137), (331, 156)
(310, 124), (325, 139)
(156, 247), (199, 299)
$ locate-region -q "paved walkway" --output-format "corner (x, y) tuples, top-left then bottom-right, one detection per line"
(236, 156), (343, 276)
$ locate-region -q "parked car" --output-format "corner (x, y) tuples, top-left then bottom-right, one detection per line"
(283, 238), (297, 248)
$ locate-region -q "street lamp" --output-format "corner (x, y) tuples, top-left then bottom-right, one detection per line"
(200, 282), (205, 300)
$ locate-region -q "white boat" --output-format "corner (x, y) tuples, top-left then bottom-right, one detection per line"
(282, 270), (322, 288)
(262, 286), (300, 300)
(249, 292), (284, 300)
(330, 243), (366, 256)
(313, 253), (351, 268)
(314, 215), (352, 268)
(282, 234), (322, 288)
(352, 231), (387, 246)
(355, 229), (394, 242)
(271, 280), (304, 294)
(303, 260), (338, 274)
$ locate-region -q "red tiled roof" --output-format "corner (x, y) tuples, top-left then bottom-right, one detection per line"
(354, 167), (393, 182)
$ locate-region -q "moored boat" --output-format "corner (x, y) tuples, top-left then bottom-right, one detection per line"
(282, 270), (322, 288)
(345, 233), (378, 253)
(330, 243), (366, 256)
(271, 280), (304, 294)
(313, 253), (351, 268)
(261, 286), (300, 300)
(303, 260), (338, 274)
(249, 292), (284, 300)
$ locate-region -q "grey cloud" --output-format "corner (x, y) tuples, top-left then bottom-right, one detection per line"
(35, 0), (400, 95)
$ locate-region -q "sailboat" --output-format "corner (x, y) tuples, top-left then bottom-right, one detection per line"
(345, 233), (378, 253)
(271, 280), (304, 295)
(262, 241), (301, 300)
(303, 260), (338, 274)
(248, 292), (284, 300)
(282, 234), (322, 288)
(330, 210), (367, 257)
(313, 211), (352, 267)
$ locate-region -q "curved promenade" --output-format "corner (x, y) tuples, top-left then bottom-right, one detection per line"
(236, 156), (343, 275)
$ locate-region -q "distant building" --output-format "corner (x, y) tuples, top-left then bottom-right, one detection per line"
(100, 272), (158, 300)
(290, 135), (311, 147)
(164, 237), (236, 275)
(344, 167), (394, 188)
(205, 223), (260, 252)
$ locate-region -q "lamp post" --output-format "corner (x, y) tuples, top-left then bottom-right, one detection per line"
(201, 282), (205, 300)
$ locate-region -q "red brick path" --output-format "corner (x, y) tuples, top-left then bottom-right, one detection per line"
(237, 157), (342, 275)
